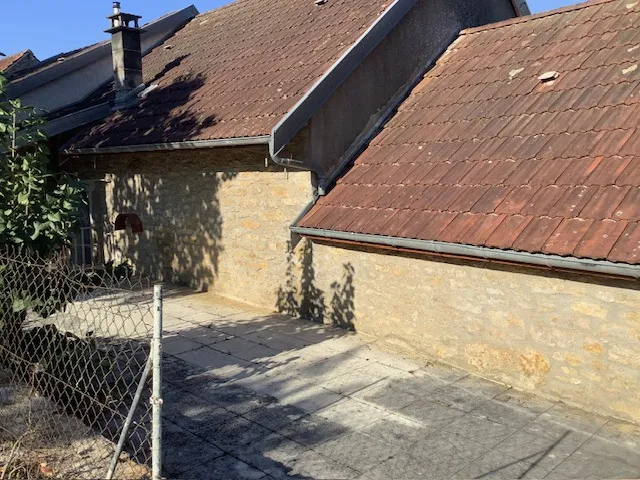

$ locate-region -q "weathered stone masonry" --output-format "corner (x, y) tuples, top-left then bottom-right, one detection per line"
(74, 148), (313, 308)
(305, 241), (640, 424)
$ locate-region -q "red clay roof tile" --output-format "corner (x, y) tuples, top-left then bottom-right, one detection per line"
(512, 216), (564, 252)
(521, 185), (569, 216)
(543, 217), (594, 256)
(608, 222), (640, 263)
(579, 185), (631, 218)
(438, 213), (479, 243)
(382, 209), (418, 237)
(617, 158), (640, 185)
(67, 0), (394, 149)
(470, 186), (514, 213)
(614, 187), (640, 221)
(331, 207), (363, 232)
(547, 185), (597, 217)
(347, 209), (385, 234)
(556, 156), (604, 184)
(363, 209), (398, 235)
(416, 211), (459, 240)
(301, 0), (640, 265)
(584, 155), (634, 185)
(574, 219), (629, 259)
(463, 214), (507, 245)
(401, 211), (450, 239)
(299, 205), (334, 229)
(485, 214), (535, 249)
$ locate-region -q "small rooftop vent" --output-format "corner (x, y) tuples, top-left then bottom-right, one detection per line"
(538, 71), (559, 83)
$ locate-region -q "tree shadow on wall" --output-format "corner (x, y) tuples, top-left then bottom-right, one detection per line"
(103, 163), (239, 292)
(329, 263), (355, 331)
(66, 73), (257, 292)
(276, 240), (355, 331)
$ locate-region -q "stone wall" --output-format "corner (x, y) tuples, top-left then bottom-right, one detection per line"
(291, 240), (640, 423)
(75, 148), (313, 308)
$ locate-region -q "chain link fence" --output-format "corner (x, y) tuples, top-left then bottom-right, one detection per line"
(0, 246), (162, 479)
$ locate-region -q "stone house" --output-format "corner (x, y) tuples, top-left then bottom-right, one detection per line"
(62, 0), (523, 301)
(61, 0), (640, 423)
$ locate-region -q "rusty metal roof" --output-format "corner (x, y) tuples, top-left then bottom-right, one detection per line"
(66, 0), (393, 150)
(300, 0), (640, 265)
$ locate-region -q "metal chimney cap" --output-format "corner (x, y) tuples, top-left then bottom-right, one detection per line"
(113, 2), (121, 14)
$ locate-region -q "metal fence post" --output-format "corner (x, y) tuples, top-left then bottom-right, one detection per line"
(106, 355), (153, 480)
(152, 284), (164, 480)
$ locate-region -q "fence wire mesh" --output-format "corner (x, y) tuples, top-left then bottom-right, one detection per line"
(0, 246), (157, 479)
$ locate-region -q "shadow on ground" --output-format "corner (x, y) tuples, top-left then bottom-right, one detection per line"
(155, 292), (640, 480)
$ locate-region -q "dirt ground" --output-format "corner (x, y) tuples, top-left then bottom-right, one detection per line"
(0, 370), (149, 480)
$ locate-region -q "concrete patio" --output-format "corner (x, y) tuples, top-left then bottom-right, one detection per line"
(158, 289), (640, 480)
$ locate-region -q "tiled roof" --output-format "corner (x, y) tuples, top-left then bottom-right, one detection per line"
(300, 0), (640, 265)
(0, 51), (37, 76)
(67, 0), (391, 150)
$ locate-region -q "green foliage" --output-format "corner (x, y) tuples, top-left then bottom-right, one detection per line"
(0, 74), (85, 254)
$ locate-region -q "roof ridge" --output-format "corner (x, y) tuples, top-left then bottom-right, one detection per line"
(460, 0), (618, 35)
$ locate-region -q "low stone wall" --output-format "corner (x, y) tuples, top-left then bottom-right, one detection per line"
(306, 241), (640, 423)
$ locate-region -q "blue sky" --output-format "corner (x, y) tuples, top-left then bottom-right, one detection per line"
(2, 0), (579, 61)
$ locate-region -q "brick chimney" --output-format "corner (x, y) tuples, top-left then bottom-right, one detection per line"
(106, 2), (144, 107)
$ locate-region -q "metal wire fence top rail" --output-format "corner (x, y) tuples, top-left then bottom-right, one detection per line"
(0, 245), (161, 480)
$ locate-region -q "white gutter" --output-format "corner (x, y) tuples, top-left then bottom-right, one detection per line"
(291, 226), (640, 279)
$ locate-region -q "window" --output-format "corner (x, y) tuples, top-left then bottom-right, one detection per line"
(71, 180), (106, 266)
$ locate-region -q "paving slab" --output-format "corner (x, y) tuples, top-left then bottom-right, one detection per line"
(315, 398), (388, 431)
(179, 454), (267, 480)
(360, 416), (431, 448)
(163, 388), (237, 431)
(162, 335), (206, 355)
(233, 433), (309, 478)
(162, 420), (225, 476)
(353, 381), (421, 412)
(316, 431), (400, 472)
(242, 403), (307, 431)
(281, 450), (360, 479)
(400, 399), (467, 429)
(320, 370), (382, 396)
(450, 448), (552, 480)
(366, 452), (453, 480)
(277, 414), (349, 447)
(158, 289), (640, 480)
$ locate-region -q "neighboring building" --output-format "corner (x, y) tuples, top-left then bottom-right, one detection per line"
(0, 50), (40, 76)
(296, 0), (640, 423)
(4, 6), (197, 143)
(61, 0), (639, 423)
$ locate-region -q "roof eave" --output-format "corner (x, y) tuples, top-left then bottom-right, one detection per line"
(45, 102), (112, 138)
(63, 135), (271, 156)
(291, 226), (640, 280)
(269, 0), (419, 158)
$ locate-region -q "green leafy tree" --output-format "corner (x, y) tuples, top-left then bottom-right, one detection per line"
(0, 74), (85, 253)
(0, 74), (87, 340)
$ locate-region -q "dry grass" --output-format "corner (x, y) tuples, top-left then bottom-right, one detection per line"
(0, 371), (149, 480)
